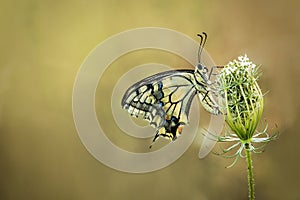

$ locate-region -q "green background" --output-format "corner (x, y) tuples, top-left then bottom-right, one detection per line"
(1, 0), (299, 199)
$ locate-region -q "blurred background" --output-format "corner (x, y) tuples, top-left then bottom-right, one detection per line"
(1, 0), (299, 199)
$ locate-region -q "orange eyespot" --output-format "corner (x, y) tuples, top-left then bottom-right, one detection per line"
(177, 125), (184, 134)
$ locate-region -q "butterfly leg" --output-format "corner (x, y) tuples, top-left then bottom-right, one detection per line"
(208, 66), (224, 81)
(205, 65), (224, 98)
(198, 65), (221, 101)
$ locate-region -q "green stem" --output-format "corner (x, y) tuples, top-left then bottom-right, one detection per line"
(246, 145), (255, 200)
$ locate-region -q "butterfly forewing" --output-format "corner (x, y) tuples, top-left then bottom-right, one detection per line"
(122, 70), (197, 142)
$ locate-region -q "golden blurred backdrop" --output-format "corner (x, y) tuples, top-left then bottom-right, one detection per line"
(1, 0), (299, 199)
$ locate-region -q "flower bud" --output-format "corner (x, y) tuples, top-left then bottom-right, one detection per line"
(217, 55), (263, 141)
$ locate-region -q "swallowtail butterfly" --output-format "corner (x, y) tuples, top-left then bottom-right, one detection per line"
(121, 32), (221, 146)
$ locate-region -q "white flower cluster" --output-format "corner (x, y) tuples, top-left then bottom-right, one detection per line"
(222, 54), (257, 77)
(238, 54), (256, 68)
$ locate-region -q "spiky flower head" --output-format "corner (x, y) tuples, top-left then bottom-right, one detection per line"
(217, 54), (263, 142)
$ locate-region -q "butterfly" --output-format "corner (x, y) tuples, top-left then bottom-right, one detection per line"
(121, 32), (221, 146)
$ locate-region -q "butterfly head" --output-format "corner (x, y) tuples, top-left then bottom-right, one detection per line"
(194, 63), (209, 85)
(196, 63), (208, 74)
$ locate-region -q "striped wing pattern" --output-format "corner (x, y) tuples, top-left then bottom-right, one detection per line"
(121, 70), (197, 143)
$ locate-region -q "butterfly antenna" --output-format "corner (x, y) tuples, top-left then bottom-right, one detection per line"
(197, 33), (203, 63)
(197, 32), (208, 63)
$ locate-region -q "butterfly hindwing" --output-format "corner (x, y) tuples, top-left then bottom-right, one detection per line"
(122, 70), (197, 142)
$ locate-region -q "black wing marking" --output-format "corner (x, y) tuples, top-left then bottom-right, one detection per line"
(197, 90), (220, 115)
(121, 69), (198, 143)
